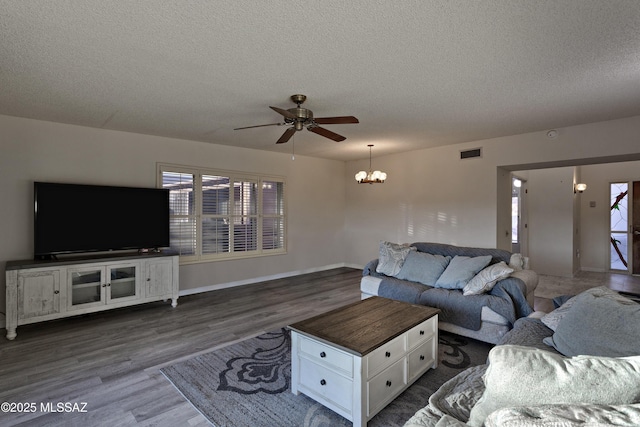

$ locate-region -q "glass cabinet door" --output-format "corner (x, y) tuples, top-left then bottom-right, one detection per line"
(108, 265), (138, 301)
(70, 268), (104, 307)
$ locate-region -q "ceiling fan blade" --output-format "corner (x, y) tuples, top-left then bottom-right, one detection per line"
(308, 126), (346, 142)
(234, 122), (284, 130)
(270, 106), (297, 120)
(276, 128), (296, 144)
(313, 116), (359, 125)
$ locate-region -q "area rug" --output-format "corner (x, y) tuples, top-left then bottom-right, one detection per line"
(161, 328), (493, 427)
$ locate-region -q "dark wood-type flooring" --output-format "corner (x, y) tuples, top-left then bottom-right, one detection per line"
(2, 267), (639, 426)
(0, 268), (363, 427)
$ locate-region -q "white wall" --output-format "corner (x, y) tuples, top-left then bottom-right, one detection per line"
(344, 145), (498, 266)
(344, 115), (640, 269)
(0, 115), (348, 312)
(4, 113), (640, 316)
(573, 166), (582, 274)
(526, 167), (576, 276)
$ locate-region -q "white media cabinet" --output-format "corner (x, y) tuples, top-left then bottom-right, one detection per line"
(5, 252), (179, 340)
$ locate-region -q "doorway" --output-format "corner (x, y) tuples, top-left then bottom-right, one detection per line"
(511, 176), (528, 256)
(610, 181), (640, 274)
(633, 182), (640, 275)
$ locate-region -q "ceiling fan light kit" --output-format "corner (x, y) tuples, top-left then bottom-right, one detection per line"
(356, 144), (387, 184)
(234, 94), (359, 144)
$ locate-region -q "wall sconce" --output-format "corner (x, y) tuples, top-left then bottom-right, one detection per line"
(574, 183), (587, 193)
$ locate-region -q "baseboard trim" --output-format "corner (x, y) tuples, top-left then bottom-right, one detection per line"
(179, 263), (363, 297)
(579, 267), (607, 273)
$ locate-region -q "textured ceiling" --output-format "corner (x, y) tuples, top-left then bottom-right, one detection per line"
(1, 1), (640, 161)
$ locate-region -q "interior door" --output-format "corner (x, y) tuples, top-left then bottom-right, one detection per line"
(633, 181), (640, 275)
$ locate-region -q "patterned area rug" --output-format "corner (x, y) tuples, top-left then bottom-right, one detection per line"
(161, 329), (493, 427)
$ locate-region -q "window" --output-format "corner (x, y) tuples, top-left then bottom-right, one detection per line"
(610, 182), (629, 271)
(158, 164), (286, 263)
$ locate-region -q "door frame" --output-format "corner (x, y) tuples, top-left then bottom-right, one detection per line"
(632, 181), (639, 275)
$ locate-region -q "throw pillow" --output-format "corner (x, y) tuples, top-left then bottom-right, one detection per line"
(542, 286), (640, 357)
(508, 253), (525, 270)
(540, 296), (577, 331)
(396, 251), (451, 286)
(434, 255), (492, 290)
(467, 345), (640, 427)
(542, 287), (636, 332)
(375, 241), (415, 277)
(463, 261), (514, 296)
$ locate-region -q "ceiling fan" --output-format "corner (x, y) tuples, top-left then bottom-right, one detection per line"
(234, 94), (359, 144)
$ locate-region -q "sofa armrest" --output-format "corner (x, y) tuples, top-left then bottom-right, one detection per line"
(363, 259), (379, 276)
(509, 269), (538, 307)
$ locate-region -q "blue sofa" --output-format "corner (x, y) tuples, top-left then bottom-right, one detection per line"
(361, 242), (538, 344)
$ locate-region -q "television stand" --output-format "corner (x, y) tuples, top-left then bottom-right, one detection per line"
(5, 252), (179, 340)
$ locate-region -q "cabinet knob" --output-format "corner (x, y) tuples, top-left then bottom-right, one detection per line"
(386, 380), (392, 387)
(319, 351), (326, 358)
(102, 284), (107, 288)
(54, 290), (60, 294)
(147, 278), (151, 282)
(419, 330), (425, 335)
(385, 351), (391, 358)
(320, 379), (326, 386)
(420, 355), (425, 361)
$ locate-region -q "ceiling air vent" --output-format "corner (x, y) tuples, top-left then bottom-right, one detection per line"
(460, 147), (482, 160)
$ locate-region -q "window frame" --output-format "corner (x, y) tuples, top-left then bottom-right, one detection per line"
(158, 163), (287, 264)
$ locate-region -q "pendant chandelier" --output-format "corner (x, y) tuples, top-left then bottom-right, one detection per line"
(355, 144), (387, 184)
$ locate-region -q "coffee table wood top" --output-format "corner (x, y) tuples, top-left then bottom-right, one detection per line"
(289, 296), (440, 356)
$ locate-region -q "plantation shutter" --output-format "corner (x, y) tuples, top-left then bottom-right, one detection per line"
(159, 164), (286, 261)
(162, 171), (196, 256)
(262, 180), (285, 250)
(233, 179), (258, 252)
(202, 175), (231, 254)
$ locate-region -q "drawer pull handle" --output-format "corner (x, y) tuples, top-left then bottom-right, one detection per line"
(320, 379), (326, 386)
(386, 380), (392, 387)
(419, 330), (425, 335)
(420, 355), (425, 360)
(385, 351), (391, 358)
(320, 351), (326, 358)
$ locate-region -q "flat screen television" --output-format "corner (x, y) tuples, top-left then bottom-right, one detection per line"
(34, 182), (170, 259)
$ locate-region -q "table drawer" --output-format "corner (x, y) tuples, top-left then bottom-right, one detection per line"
(407, 337), (436, 382)
(299, 336), (353, 377)
(407, 316), (437, 349)
(368, 358), (406, 416)
(299, 357), (353, 413)
(367, 333), (405, 378)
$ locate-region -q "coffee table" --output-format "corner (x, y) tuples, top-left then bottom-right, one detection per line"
(289, 296), (440, 426)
